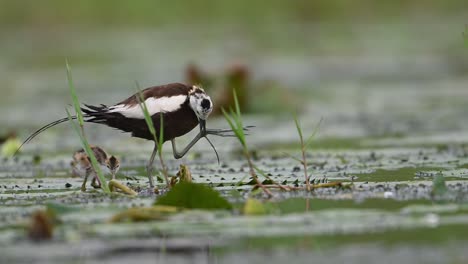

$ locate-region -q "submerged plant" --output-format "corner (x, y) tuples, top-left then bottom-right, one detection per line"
(135, 82), (169, 187)
(65, 61), (110, 193)
(222, 90), (273, 197)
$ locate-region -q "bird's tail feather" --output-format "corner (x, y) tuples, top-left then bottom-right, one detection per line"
(15, 116), (78, 155)
(15, 104), (113, 155)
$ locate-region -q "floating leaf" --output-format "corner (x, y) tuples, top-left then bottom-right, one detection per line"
(1, 137), (21, 157)
(432, 174), (448, 197)
(108, 180), (138, 196)
(110, 206), (178, 223)
(275, 198), (310, 214)
(243, 198), (267, 215)
(46, 203), (77, 216)
(155, 182), (232, 210)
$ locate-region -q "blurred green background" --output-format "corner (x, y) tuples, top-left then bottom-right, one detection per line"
(1, 0), (467, 26)
(0, 0), (467, 146)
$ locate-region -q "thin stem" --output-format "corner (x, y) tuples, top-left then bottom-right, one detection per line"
(261, 181), (342, 190)
(302, 143), (310, 191)
(245, 150), (273, 197)
(254, 164), (290, 191)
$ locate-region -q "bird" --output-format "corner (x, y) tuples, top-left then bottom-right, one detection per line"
(71, 145), (120, 191)
(18, 83), (240, 188)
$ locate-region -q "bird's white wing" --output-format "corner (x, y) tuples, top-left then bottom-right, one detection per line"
(107, 95), (187, 118)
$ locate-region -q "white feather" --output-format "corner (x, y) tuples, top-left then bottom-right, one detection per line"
(108, 95), (187, 118)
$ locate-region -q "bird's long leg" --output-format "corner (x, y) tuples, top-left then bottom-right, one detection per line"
(81, 172), (89, 192)
(90, 173), (101, 189)
(171, 121), (208, 159)
(171, 134), (203, 159)
(171, 121), (250, 159)
(146, 143), (158, 188)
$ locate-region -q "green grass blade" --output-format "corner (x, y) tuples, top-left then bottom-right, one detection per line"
(66, 59), (84, 127)
(293, 111), (304, 143)
(135, 82), (157, 140)
(282, 152), (304, 165)
(232, 89), (244, 131)
(253, 165), (275, 182)
(235, 173), (251, 187)
(225, 90), (247, 146)
(66, 108), (110, 193)
(135, 81), (168, 185)
(305, 117), (323, 149)
(222, 108), (246, 147)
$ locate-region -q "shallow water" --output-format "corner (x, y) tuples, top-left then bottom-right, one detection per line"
(1, 19), (468, 263)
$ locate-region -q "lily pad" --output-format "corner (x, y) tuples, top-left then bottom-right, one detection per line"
(155, 182), (232, 210)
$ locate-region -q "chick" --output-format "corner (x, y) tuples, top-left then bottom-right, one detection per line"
(70, 145), (120, 192)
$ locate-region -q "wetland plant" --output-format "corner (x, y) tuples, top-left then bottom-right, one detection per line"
(135, 82), (169, 188)
(292, 113), (322, 191)
(66, 61), (110, 193)
(222, 90), (272, 197)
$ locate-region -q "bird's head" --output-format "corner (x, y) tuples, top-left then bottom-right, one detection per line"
(106, 155), (120, 177)
(188, 85), (213, 121)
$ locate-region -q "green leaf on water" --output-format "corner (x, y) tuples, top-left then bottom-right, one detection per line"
(1, 137), (21, 157)
(155, 182), (232, 210)
(275, 198), (310, 214)
(46, 202), (77, 216)
(432, 174), (448, 197)
(243, 198), (267, 215)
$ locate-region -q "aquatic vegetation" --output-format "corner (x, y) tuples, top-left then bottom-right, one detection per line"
(1, 136), (21, 157)
(110, 206), (178, 222)
(243, 198), (267, 215)
(168, 164), (194, 187)
(135, 81), (169, 188)
(155, 181), (232, 210)
(108, 179), (137, 196)
(432, 174), (448, 198)
(222, 90), (273, 197)
(292, 113), (322, 191)
(65, 61), (110, 193)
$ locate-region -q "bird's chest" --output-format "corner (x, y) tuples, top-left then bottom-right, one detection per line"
(71, 162), (90, 178)
(155, 105), (199, 141)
